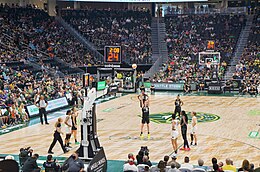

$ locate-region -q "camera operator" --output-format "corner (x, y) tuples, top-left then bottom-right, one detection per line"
(43, 155), (61, 172)
(22, 153), (41, 172)
(136, 146), (149, 165)
(19, 147), (33, 166)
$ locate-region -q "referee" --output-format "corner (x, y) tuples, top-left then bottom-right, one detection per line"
(35, 95), (49, 125)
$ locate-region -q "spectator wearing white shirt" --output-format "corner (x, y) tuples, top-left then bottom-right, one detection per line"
(123, 159), (138, 172)
(181, 156), (194, 170)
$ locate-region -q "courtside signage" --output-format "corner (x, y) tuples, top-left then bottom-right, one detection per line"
(27, 97), (69, 117)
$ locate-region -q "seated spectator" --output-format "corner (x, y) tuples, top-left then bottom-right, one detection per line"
(123, 159), (138, 172)
(67, 153), (84, 172)
(3, 107), (11, 125)
(222, 158), (236, 172)
(248, 85), (258, 97)
(21, 153), (41, 172)
(169, 163), (180, 172)
(211, 157), (223, 172)
(194, 159), (209, 171)
(127, 153), (135, 161)
(238, 159), (253, 172)
(239, 81), (248, 95)
(223, 80), (233, 93)
(163, 155), (170, 166)
(18, 103), (29, 122)
(167, 154), (181, 169)
(184, 82), (191, 94)
(141, 155), (152, 167)
(180, 156), (193, 170)
(43, 155), (61, 172)
(218, 162), (224, 171)
(157, 160), (167, 172)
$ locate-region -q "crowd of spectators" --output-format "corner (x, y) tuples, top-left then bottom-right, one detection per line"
(0, 4), (95, 67)
(230, 13), (260, 96)
(124, 151), (259, 172)
(152, 14), (245, 84)
(233, 13), (260, 80)
(0, 64), (84, 129)
(61, 9), (152, 64)
(1, 150), (84, 171)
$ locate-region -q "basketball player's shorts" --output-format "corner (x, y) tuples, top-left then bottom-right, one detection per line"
(172, 130), (179, 139)
(142, 116), (150, 124)
(65, 126), (71, 134)
(191, 126), (197, 134)
(72, 125), (77, 130)
(65, 133), (71, 140)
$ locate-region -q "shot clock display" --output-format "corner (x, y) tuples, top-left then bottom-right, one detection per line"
(104, 46), (121, 64)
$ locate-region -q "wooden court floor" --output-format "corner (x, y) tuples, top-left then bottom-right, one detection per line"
(0, 94), (259, 167)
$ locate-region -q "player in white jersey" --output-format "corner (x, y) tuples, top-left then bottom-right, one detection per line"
(190, 112), (198, 146)
(64, 110), (72, 148)
(171, 114), (179, 154)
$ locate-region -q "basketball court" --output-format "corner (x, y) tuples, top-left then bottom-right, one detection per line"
(0, 92), (259, 168)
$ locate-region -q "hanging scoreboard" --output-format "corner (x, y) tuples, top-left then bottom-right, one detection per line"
(104, 46), (121, 64)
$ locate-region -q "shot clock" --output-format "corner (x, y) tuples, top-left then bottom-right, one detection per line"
(104, 46), (121, 64)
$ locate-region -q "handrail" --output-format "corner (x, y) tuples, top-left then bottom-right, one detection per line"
(55, 16), (104, 63)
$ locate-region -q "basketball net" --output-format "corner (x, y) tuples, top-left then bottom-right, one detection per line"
(206, 61), (211, 68)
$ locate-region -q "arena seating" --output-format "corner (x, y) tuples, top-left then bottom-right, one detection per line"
(233, 13), (260, 80)
(61, 9), (152, 64)
(151, 14), (245, 84)
(0, 63), (84, 129)
(0, 5), (94, 71)
(124, 153), (258, 172)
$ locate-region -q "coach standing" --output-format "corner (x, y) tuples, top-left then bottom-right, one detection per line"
(35, 95), (49, 125)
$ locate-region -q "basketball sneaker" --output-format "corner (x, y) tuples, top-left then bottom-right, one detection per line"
(180, 147), (185, 150)
(147, 134), (151, 139)
(140, 134), (144, 139)
(185, 148), (191, 151)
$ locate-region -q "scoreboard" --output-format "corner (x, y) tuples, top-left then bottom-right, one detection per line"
(104, 46), (121, 64)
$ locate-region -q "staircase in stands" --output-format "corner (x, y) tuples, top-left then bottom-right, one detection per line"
(144, 17), (168, 79)
(224, 15), (254, 80)
(56, 16), (104, 63)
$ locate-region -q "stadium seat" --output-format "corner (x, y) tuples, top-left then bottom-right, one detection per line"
(137, 164), (149, 172)
(179, 167), (192, 172)
(44, 167), (56, 172)
(150, 165), (159, 172)
(192, 168), (206, 172)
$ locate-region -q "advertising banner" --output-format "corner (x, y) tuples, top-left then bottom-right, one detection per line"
(151, 82), (196, 91)
(26, 97), (69, 117)
(97, 81), (106, 91)
(88, 147), (107, 172)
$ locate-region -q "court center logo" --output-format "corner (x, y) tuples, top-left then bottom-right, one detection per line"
(146, 112), (220, 124)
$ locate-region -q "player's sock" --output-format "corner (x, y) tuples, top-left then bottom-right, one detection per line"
(190, 134), (194, 145)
